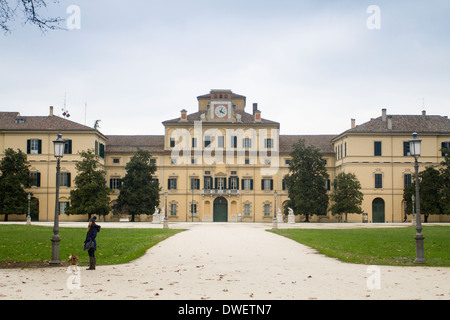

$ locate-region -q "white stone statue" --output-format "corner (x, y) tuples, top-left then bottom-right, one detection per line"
(152, 206), (161, 223)
(277, 208), (284, 224)
(288, 207), (295, 224)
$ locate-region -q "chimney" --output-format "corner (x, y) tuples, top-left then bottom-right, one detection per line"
(254, 110), (261, 122)
(422, 110), (426, 119)
(180, 109), (187, 121)
(351, 119), (356, 129)
(387, 116), (392, 130)
(253, 103), (258, 115)
(382, 108), (387, 122)
(49, 106), (54, 116)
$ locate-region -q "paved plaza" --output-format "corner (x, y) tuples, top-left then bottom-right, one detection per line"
(0, 222), (449, 300)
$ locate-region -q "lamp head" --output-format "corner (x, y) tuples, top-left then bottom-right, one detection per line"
(409, 132), (422, 157)
(53, 133), (66, 158)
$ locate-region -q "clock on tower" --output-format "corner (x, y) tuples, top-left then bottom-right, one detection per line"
(214, 105), (228, 118)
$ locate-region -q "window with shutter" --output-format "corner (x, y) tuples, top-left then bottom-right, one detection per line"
(28, 139), (41, 154)
(261, 179), (273, 190)
(99, 143), (105, 158)
(242, 179), (253, 191)
(374, 141), (382, 156)
(64, 140), (73, 155)
(265, 139), (274, 148)
(404, 174), (412, 187)
(231, 136), (237, 148)
(403, 141), (410, 156)
(216, 178), (226, 190)
(244, 203), (251, 216)
(170, 203), (177, 216)
(204, 136), (211, 148)
(264, 204), (271, 216)
(229, 177), (239, 190)
(442, 142), (450, 157)
(60, 172), (71, 187)
(30, 172), (41, 187)
(204, 176), (212, 190)
(168, 178), (177, 190)
(375, 174), (383, 189)
(243, 138), (252, 148)
(59, 202), (70, 215)
(190, 178), (200, 190)
(217, 136), (224, 148)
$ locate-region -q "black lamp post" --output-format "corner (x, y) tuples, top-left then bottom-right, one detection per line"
(50, 133), (65, 265)
(26, 193), (31, 225)
(409, 132), (426, 264)
(272, 190), (278, 230)
(163, 189), (169, 229)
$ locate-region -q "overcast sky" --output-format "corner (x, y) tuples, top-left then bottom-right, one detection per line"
(1, 0), (449, 136)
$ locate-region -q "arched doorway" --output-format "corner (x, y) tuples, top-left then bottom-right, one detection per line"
(30, 197), (39, 221)
(213, 197), (228, 222)
(372, 198), (385, 223)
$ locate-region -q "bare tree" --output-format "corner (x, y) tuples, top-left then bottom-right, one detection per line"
(0, 0), (63, 33)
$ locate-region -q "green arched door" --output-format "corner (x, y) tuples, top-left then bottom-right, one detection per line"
(372, 198), (385, 223)
(30, 197), (39, 221)
(213, 197), (228, 222)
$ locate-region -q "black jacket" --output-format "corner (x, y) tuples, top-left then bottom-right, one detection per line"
(84, 224), (101, 250)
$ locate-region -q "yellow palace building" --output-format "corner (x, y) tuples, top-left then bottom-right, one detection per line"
(1, 90), (450, 223)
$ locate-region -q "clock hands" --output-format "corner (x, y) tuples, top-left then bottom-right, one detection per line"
(215, 106), (227, 117)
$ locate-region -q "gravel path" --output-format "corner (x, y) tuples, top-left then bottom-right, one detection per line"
(1, 222), (449, 300)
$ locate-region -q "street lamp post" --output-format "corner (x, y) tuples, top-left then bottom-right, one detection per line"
(26, 193), (31, 225)
(192, 188), (194, 222)
(50, 133), (65, 265)
(272, 190), (278, 230)
(409, 132), (426, 264)
(163, 189), (169, 229)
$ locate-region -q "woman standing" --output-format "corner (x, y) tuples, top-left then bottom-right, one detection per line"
(84, 216), (101, 270)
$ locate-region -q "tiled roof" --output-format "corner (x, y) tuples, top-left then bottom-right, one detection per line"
(279, 135), (335, 154)
(0, 112), (97, 132)
(342, 114), (450, 135)
(197, 92), (247, 100)
(105, 134), (335, 155)
(105, 135), (165, 153)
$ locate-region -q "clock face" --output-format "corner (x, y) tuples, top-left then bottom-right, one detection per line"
(215, 105), (228, 118)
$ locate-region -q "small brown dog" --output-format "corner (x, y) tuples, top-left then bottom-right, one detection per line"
(68, 254), (78, 266)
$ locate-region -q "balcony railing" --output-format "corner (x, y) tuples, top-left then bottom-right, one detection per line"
(201, 189), (240, 196)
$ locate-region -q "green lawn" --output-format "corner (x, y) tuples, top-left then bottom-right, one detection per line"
(0, 225), (184, 268)
(270, 225), (450, 267)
